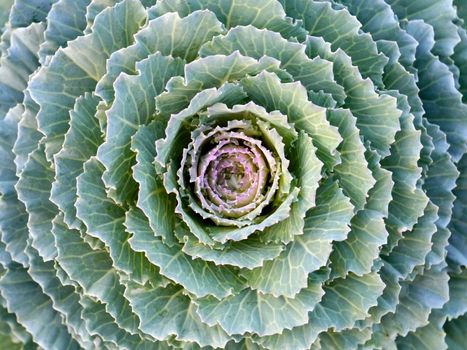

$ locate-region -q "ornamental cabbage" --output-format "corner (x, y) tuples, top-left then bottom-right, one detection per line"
(0, 0), (466, 349)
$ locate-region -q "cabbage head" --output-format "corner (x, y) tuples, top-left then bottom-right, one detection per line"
(0, 0), (466, 349)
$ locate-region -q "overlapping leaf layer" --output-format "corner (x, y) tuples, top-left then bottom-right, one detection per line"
(0, 0), (466, 349)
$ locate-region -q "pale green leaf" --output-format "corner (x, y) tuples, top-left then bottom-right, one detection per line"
(51, 93), (102, 229)
(29, 0), (147, 159)
(243, 180), (353, 298)
(126, 206), (246, 299)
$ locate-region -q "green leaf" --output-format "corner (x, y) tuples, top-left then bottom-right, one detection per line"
(196, 275), (325, 336)
(444, 314), (467, 350)
(396, 318), (447, 350)
(84, 0), (121, 29)
(156, 83), (246, 170)
(131, 121), (178, 246)
(384, 183), (429, 253)
(0, 292), (34, 348)
(442, 270), (467, 320)
(76, 157), (158, 283)
(79, 295), (170, 349)
(243, 180), (353, 298)
(254, 130), (323, 245)
(381, 93), (422, 191)
(448, 153), (467, 268)
(124, 281), (231, 348)
(241, 71), (342, 169)
(423, 123), (458, 267)
(12, 95), (42, 176)
(317, 328), (372, 350)
(305, 36), (401, 157)
(38, 0), (90, 63)
(96, 10), (224, 103)
(327, 108), (375, 209)
(155, 51), (291, 118)
(29, 0), (146, 159)
(0, 265), (78, 350)
(407, 20), (467, 162)
(0, 23), (44, 115)
(25, 243), (94, 348)
(0, 0), (14, 30)
(53, 215), (140, 334)
(0, 106), (29, 267)
(15, 144), (57, 261)
(337, 0), (417, 67)
(97, 53), (184, 204)
(8, 0), (56, 28)
(182, 234), (284, 269)
(452, 28), (467, 102)
(381, 268), (449, 338)
(153, 0), (306, 39)
(256, 272), (385, 350)
(383, 202), (438, 279)
(126, 206), (246, 299)
(330, 209), (387, 278)
(199, 25), (346, 106)
(280, 0), (388, 86)
(51, 93), (102, 229)
(387, 0), (461, 56)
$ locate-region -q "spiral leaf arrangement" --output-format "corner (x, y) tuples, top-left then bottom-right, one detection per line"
(0, 0), (466, 349)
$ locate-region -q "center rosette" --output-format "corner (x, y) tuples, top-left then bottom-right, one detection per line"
(181, 120), (281, 226)
(155, 101), (320, 244)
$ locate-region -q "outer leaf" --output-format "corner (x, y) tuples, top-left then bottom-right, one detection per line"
(155, 51), (292, 119)
(243, 180), (353, 297)
(15, 144), (57, 261)
(327, 108), (375, 209)
(96, 10), (224, 103)
(386, 0), (461, 56)
(79, 295), (170, 350)
(124, 281), (231, 348)
(330, 209), (387, 278)
(280, 0), (388, 86)
(442, 269), (467, 320)
(317, 328), (371, 350)
(126, 206), (246, 299)
(305, 36), (401, 157)
(444, 314), (467, 350)
(381, 268), (449, 338)
(51, 93), (102, 229)
(337, 0), (417, 67)
(396, 318), (447, 350)
(25, 243), (94, 348)
(182, 234), (284, 269)
(407, 20), (467, 162)
(199, 25), (346, 106)
(383, 202), (438, 279)
(97, 53), (184, 204)
(452, 28), (467, 102)
(195, 274), (325, 336)
(447, 153), (467, 268)
(8, 0), (56, 28)
(53, 215), (140, 334)
(256, 272), (385, 350)
(0, 106), (29, 267)
(0, 23), (44, 115)
(12, 95), (42, 176)
(38, 0), (90, 63)
(29, 0), (147, 159)
(0, 265), (78, 350)
(76, 157), (157, 283)
(153, 0), (306, 39)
